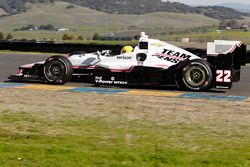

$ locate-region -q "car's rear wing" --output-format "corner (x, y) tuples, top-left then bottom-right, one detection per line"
(206, 40), (246, 89)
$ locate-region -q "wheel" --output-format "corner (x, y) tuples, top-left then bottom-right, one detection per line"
(177, 59), (213, 91)
(43, 56), (73, 84)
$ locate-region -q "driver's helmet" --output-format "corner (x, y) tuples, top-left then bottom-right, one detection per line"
(121, 46), (133, 54)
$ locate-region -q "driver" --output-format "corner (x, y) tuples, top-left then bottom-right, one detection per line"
(121, 46), (134, 54)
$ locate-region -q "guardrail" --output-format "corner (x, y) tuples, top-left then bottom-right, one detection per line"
(0, 41), (249, 63)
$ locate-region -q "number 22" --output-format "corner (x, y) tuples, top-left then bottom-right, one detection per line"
(216, 70), (231, 83)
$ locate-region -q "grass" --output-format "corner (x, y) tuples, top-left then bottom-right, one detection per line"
(0, 115), (249, 167)
(0, 89), (249, 167)
(1, 1), (250, 45)
(0, 1), (219, 41)
(159, 30), (250, 44)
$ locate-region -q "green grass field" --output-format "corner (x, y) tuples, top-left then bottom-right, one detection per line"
(0, 89), (249, 167)
(1, 1), (250, 45)
(1, 115), (249, 167)
(158, 30), (250, 44)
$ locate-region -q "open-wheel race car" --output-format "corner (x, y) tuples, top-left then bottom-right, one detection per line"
(9, 32), (246, 91)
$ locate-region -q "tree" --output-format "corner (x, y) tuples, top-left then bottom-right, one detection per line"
(67, 34), (77, 40)
(26, 24), (35, 30)
(6, 33), (13, 40)
(228, 19), (239, 29)
(92, 33), (99, 40)
(219, 20), (228, 30)
(77, 35), (84, 40)
(39, 24), (55, 30)
(0, 32), (4, 40)
(66, 5), (75, 9)
(0, 0), (55, 15)
(62, 34), (69, 40)
(219, 19), (239, 30)
(62, 34), (77, 40)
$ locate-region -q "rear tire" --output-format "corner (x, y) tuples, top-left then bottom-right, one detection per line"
(177, 59), (213, 91)
(43, 56), (73, 84)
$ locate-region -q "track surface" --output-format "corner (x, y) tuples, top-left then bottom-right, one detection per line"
(0, 53), (249, 96)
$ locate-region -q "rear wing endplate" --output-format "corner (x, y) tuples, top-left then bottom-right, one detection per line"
(206, 40), (246, 89)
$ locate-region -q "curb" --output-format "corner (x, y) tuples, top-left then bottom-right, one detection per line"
(0, 83), (248, 101)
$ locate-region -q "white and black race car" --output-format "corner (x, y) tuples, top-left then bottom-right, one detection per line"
(9, 32), (246, 91)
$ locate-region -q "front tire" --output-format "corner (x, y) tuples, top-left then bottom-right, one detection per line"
(177, 59), (213, 91)
(43, 56), (73, 84)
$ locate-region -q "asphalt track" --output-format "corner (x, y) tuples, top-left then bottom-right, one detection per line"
(0, 53), (250, 97)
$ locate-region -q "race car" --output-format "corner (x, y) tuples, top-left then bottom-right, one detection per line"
(9, 32), (246, 91)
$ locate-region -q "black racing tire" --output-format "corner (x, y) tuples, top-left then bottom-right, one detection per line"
(43, 55), (73, 84)
(177, 59), (213, 91)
